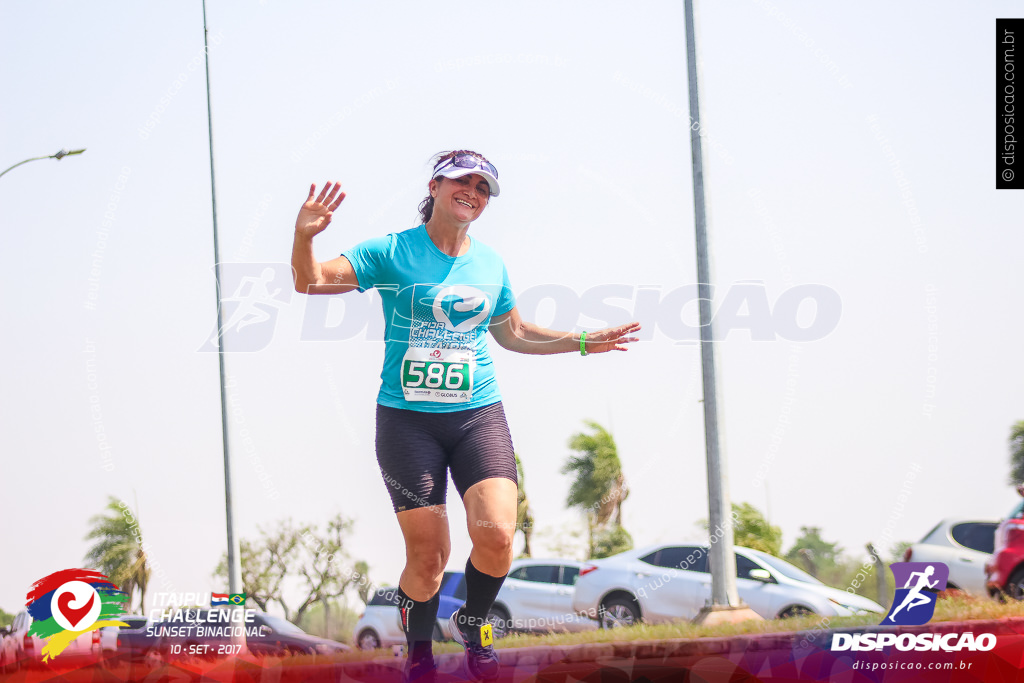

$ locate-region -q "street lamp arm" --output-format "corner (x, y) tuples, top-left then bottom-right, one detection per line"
(0, 156), (51, 179)
(0, 148), (87, 180)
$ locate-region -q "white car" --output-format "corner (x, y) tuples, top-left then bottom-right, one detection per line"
(353, 590), (408, 651)
(491, 559), (597, 635)
(572, 544), (884, 627)
(354, 574), (467, 650)
(904, 519), (997, 595)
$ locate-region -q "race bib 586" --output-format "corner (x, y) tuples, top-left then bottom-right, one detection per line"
(401, 347), (475, 403)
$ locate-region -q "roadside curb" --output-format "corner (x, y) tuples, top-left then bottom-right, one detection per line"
(15, 618), (1020, 682)
(418, 616), (1024, 671)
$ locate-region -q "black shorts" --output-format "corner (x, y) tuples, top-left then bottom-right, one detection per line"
(375, 401), (517, 513)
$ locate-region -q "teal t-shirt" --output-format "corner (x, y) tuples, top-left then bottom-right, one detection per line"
(341, 225), (516, 413)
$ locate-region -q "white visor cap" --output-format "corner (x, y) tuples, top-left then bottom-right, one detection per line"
(432, 157), (500, 197)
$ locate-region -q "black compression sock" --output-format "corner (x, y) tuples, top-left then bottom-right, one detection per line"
(397, 587), (439, 658)
(460, 558), (507, 628)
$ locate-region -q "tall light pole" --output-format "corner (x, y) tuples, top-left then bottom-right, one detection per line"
(0, 148), (86, 180)
(683, 0), (760, 625)
(200, 0), (245, 650)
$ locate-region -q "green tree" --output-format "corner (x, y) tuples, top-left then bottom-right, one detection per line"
(84, 496), (149, 612)
(1008, 420), (1024, 485)
(827, 543), (897, 607)
(785, 526), (843, 580)
(696, 502), (782, 556)
(297, 599), (360, 643)
(353, 560), (372, 605)
(215, 514), (364, 626)
(296, 514), (362, 630)
(0, 607), (14, 629)
(562, 420), (631, 558)
(215, 519), (300, 614)
(733, 502), (783, 556)
(515, 454), (534, 558)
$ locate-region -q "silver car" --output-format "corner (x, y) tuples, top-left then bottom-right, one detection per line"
(904, 519), (997, 595)
(491, 559), (597, 635)
(572, 544), (884, 627)
(354, 576), (466, 650)
(353, 591), (408, 651)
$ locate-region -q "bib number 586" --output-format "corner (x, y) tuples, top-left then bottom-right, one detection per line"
(403, 360), (469, 390)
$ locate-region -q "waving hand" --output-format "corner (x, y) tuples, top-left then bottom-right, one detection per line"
(295, 181), (346, 239)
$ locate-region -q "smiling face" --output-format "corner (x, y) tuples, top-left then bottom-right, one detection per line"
(430, 173), (490, 224)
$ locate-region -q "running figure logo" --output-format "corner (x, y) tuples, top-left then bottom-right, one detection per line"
(200, 263), (293, 352)
(883, 562), (948, 626)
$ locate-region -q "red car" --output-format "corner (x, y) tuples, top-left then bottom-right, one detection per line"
(985, 498), (1024, 598)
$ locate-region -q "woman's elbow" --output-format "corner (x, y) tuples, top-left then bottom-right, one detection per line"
(489, 326), (517, 352)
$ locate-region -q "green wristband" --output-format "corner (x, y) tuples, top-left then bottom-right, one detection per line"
(580, 331), (588, 356)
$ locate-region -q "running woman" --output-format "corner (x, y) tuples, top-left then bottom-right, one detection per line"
(291, 151), (640, 681)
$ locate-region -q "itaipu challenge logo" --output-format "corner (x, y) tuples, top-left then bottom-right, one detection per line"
(26, 569), (128, 661)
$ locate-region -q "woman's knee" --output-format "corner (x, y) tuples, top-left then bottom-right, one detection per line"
(405, 541), (450, 577)
(470, 521), (514, 557)
(397, 504), (451, 581)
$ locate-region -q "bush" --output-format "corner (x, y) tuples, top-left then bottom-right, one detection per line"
(591, 525), (633, 559)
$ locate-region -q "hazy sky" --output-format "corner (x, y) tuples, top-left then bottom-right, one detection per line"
(2, 1), (1022, 616)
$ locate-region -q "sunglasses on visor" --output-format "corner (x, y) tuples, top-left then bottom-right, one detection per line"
(434, 154), (499, 179)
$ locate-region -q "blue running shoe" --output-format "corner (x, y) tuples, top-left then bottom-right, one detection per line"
(448, 608), (499, 680)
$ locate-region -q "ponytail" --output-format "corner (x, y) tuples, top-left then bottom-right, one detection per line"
(417, 190), (436, 225)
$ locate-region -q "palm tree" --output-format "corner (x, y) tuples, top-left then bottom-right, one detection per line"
(84, 496), (150, 613)
(1009, 420), (1024, 485)
(562, 421), (631, 558)
(515, 454), (534, 557)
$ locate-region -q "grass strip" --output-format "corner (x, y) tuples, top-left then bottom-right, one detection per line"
(354, 594), (1024, 658)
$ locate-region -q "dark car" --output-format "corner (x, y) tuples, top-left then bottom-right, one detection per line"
(114, 615), (159, 662)
(153, 608), (350, 658)
(247, 612), (350, 656)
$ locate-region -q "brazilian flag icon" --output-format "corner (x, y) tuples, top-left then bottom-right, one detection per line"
(229, 593), (246, 606)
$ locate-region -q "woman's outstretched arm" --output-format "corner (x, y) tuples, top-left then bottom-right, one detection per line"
(292, 181), (361, 294)
(489, 306), (641, 355)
